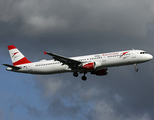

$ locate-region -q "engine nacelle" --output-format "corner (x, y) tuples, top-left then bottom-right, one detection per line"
(82, 62), (96, 70)
(91, 68), (108, 76)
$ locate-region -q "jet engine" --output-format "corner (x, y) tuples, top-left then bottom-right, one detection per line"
(91, 68), (108, 76)
(82, 61), (102, 70)
(82, 62), (96, 70)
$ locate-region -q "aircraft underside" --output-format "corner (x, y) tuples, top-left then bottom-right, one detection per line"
(3, 45), (153, 81)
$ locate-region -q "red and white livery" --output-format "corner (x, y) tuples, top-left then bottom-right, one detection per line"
(3, 45), (153, 81)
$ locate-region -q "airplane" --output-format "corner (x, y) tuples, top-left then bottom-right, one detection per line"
(3, 45), (153, 81)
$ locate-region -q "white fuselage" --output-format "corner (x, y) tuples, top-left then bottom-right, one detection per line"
(7, 50), (153, 74)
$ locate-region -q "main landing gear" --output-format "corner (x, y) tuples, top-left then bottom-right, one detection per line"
(73, 72), (78, 77)
(81, 72), (87, 81)
(73, 72), (87, 81)
(134, 64), (138, 72)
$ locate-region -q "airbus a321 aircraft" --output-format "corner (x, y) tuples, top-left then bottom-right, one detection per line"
(3, 45), (153, 81)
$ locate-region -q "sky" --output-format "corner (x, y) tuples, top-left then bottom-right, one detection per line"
(0, 0), (154, 120)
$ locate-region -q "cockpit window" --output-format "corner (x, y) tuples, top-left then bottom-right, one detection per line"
(140, 52), (147, 54)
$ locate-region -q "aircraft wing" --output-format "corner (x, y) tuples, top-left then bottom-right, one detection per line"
(44, 52), (82, 69)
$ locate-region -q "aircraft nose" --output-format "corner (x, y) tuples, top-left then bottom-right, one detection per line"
(148, 54), (153, 60)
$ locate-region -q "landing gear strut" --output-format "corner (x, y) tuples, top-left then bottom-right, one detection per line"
(81, 72), (87, 81)
(134, 64), (138, 72)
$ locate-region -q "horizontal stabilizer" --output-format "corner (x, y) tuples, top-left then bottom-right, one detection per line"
(3, 64), (21, 69)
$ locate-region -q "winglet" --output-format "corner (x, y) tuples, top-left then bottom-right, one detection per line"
(44, 51), (47, 55)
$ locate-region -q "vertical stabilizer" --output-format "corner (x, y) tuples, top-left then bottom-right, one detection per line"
(8, 45), (32, 66)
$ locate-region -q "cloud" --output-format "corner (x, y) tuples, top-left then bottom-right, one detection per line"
(0, 107), (5, 120)
(0, 0), (154, 55)
(35, 76), (64, 97)
(93, 100), (152, 120)
(25, 16), (67, 32)
(1, 0), (154, 38)
(33, 68), (154, 120)
(1, 0), (154, 120)
(0, 0), (154, 56)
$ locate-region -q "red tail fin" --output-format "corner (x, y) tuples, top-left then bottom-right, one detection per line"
(8, 45), (32, 66)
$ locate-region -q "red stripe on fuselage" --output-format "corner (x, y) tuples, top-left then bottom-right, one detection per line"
(8, 45), (16, 50)
(13, 57), (32, 66)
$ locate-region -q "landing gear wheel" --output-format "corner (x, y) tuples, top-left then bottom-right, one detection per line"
(81, 76), (87, 81)
(135, 68), (138, 72)
(73, 72), (78, 77)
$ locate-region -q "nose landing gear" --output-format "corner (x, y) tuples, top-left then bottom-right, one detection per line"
(134, 64), (138, 72)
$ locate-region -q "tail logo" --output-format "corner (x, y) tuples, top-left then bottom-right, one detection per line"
(12, 52), (19, 58)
